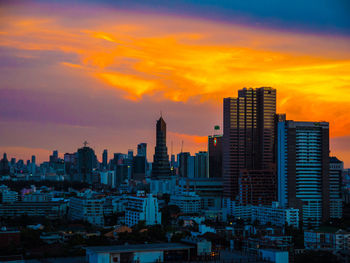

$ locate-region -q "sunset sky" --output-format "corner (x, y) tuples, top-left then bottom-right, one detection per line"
(1, 0), (350, 166)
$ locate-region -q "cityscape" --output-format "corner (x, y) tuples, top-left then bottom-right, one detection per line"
(1, 1), (350, 263)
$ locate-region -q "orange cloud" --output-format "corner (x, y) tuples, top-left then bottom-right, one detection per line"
(1, 4), (350, 150)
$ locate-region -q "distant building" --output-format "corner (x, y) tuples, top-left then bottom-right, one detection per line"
(329, 157), (343, 219)
(0, 202), (66, 218)
(0, 186), (18, 203)
(70, 196), (104, 226)
(223, 87), (277, 203)
(151, 116), (171, 179)
(0, 153), (10, 176)
(224, 200), (299, 228)
(102, 149), (108, 169)
(177, 178), (223, 210)
(208, 135), (223, 178)
(278, 121), (330, 227)
(137, 143), (147, 157)
(170, 192), (201, 214)
(304, 228), (350, 251)
(77, 145), (97, 184)
(178, 152), (194, 178)
(133, 155), (146, 181)
(125, 192), (161, 227)
(194, 151), (208, 178)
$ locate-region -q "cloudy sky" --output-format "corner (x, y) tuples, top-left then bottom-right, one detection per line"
(1, 0), (350, 166)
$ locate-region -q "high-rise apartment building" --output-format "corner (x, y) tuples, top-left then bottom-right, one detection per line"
(223, 87), (276, 202)
(329, 156), (343, 219)
(137, 143), (147, 157)
(77, 146), (97, 184)
(208, 135), (223, 178)
(102, 149), (108, 169)
(277, 121), (330, 227)
(194, 151), (209, 178)
(151, 117), (171, 179)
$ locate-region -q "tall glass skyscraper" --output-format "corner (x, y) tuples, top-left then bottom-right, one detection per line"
(151, 116), (171, 179)
(223, 87), (276, 202)
(277, 121), (330, 227)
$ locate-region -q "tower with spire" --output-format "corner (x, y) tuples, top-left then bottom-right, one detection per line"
(151, 116), (171, 179)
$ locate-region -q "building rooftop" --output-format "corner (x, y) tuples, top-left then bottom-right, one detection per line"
(330, 156), (343, 164)
(85, 243), (194, 254)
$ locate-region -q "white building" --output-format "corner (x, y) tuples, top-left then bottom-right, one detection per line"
(170, 192), (201, 214)
(224, 200), (299, 228)
(150, 177), (176, 195)
(70, 196), (104, 226)
(0, 188), (18, 203)
(304, 229), (350, 251)
(125, 192), (161, 227)
(100, 171), (116, 188)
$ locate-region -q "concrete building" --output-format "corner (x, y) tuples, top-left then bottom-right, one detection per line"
(177, 177), (223, 210)
(125, 192), (161, 227)
(223, 87), (276, 202)
(194, 151), (208, 178)
(278, 121), (330, 227)
(329, 157), (343, 219)
(224, 200), (299, 228)
(208, 134), (223, 178)
(69, 196), (104, 226)
(170, 192), (201, 214)
(0, 186), (18, 203)
(304, 228), (350, 251)
(85, 243), (194, 263)
(0, 201), (66, 218)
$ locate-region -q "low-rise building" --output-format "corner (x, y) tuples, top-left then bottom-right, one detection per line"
(224, 200), (299, 228)
(170, 191), (201, 214)
(70, 196), (104, 226)
(85, 243), (194, 263)
(0, 201), (66, 218)
(125, 192), (161, 227)
(304, 228), (350, 251)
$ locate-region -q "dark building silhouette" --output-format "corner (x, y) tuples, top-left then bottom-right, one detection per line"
(0, 153), (10, 176)
(115, 164), (128, 187)
(77, 146), (97, 183)
(102, 149), (108, 169)
(223, 87), (276, 203)
(208, 135), (223, 178)
(151, 116), (171, 179)
(133, 156), (146, 180)
(137, 143), (147, 157)
(178, 152), (192, 178)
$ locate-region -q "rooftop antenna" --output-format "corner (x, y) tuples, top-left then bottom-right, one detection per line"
(83, 140), (89, 147)
(160, 110), (162, 118)
(171, 141), (173, 156)
(181, 140), (184, 153)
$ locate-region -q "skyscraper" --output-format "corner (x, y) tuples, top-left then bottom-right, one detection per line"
(151, 116), (171, 179)
(77, 146), (97, 183)
(137, 143), (147, 157)
(102, 149), (108, 169)
(277, 121), (330, 227)
(194, 151), (209, 178)
(329, 156), (343, 219)
(208, 135), (223, 178)
(223, 87), (276, 201)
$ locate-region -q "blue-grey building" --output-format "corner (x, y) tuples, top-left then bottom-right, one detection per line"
(277, 121), (330, 227)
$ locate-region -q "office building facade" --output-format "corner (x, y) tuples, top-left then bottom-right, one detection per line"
(277, 121), (330, 227)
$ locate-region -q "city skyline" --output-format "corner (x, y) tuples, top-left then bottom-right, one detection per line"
(1, 0), (350, 166)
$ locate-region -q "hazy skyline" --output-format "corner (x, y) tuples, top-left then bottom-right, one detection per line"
(1, 0), (350, 165)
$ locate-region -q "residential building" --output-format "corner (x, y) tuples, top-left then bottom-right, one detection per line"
(224, 200), (299, 228)
(194, 151), (209, 178)
(85, 243), (195, 263)
(170, 192), (201, 214)
(329, 157), (343, 219)
(178, 152), (194, 178)
(278, 121), (330, 227)
(69, 196), (104, 226)
(77, 145), (97, 184)
(208, 134), (223, 178)
(0, 186), (18, 203)
(0, 201), (66, 218)
(304, 228), (350, 251)
(125, 192), (161, 227)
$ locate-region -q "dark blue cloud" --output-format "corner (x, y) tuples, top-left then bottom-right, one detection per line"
(47, 0), (350, 35)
